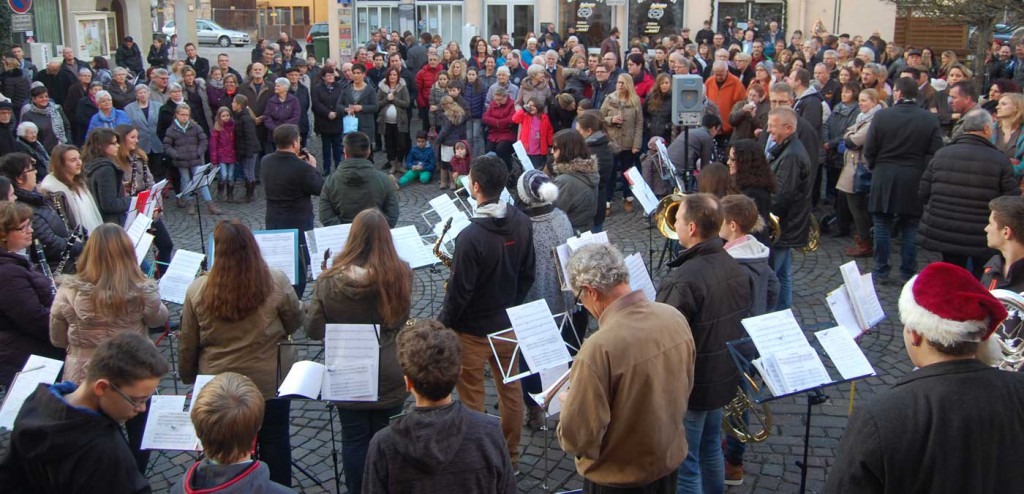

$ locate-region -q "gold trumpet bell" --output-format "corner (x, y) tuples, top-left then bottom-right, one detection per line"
(655, 193), (684, 240)
(767, 213), (819, 252)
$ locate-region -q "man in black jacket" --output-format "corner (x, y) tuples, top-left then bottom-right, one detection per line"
(982, 196), (1024, 291)
(656, 193), (751, 494)
(183, 43), (210, 81)
(286, 66), (311, 148)
(766, 107), (812, 310)
(864, 77), (943, 284)
(0, 332), (168, 493)
(919, 110), (1019, 279)
(311, 70), (344, 175)
(115, 37), (144, 75)
(828, 262), (1024, 493)
(440, 155), (535, 470)
(261, 124), (324, 297)
(761, 83), (819, 175)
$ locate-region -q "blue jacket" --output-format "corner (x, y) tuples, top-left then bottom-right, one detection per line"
(405, 144), (436, 173)
(463, 82), (486, 119)
(87, 108), (130, 135)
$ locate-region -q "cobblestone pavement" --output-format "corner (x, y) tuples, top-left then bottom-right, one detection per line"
(0, 130), (940, 493)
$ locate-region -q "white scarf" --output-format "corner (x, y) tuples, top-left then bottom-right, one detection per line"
(39, 174), (104, 233)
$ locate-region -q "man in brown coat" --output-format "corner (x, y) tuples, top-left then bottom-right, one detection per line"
(559, 243), (695, 493)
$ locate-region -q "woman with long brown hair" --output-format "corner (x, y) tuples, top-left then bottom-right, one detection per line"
(39, 144), (103, 233)
(728, 139), (777, 245)
(82, 127), (132, 225)
(49, 222), (168, 472)
(645, 73), (674, 142)
(305, 208), (412, 494)
(179, 219), (303, 487)
(115, 124), (174, 275)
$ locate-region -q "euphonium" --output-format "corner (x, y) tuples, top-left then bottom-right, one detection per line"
(654, 192), (685, 240)
(722, 373), (773, 443)
(990, 289), (1024, 371)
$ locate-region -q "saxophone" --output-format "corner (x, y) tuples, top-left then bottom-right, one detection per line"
(33, 240), (56, 295)
(432, 217), (454, 269)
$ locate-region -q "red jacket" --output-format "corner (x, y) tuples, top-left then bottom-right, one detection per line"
(415, 64), (442, 107)
(634, 71), (655, 101)
(209, 120), (237, 165)
(511, 108), (554, 155)
(705, 73), (747, 134)
(481, 97), (517, 143)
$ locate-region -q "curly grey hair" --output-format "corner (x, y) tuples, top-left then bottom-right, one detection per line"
(567, 243), (630, 294)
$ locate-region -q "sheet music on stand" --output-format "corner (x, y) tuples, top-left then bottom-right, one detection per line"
(487, 301), (576, 384)
(306, 224), (352, 280)
(140, 395), (201, 451)
(835, 261), (886, 337)
(424, 193), (472, 243)
(158, 249), (205, 304)
(277, 325), (380, 402)
(210, 230), (301, 285)
(513, 141), (535, 171)
(176, 164), (216, 199)
(125, 213), (154, 265)
(735, 309), (872, 400)
(143, 179), (169, 218)
(0, 355), (64, 430)
(624, 167), (660, 216)
(624, 252), (657, 300)
(390, 225), (438, 269)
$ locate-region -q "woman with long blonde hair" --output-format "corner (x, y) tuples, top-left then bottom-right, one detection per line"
(305, 209), (412, 493)
(600, 72), (644, 214)
(993, 92), (1024, 167)
(49, 222), (168, 472)
(178, 219), (303, 487)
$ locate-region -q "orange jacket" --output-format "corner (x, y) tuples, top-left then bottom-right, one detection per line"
(705, 73), (746, 134)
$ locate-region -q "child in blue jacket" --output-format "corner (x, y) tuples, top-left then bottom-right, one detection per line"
(400, 131), (437, 186)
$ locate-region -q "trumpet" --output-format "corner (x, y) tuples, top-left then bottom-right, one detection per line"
(541, 368), (573, 415)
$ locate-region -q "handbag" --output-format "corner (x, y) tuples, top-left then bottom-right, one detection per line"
(853, 162), (872, 194)
(342, 115), (358, 134)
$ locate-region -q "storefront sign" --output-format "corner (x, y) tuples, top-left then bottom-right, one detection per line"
(576, 2), (595, 33)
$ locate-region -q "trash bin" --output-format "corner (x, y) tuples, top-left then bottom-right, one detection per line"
(312, 38), (329, 60)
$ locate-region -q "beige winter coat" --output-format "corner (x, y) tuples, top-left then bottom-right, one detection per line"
(178, 269), (303, 399)
(837, 114), (875, 194)
(50, 277), (169, 384)
(600, 93), (644, 152)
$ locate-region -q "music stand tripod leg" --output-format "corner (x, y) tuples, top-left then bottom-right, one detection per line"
(796, 389), (828, 493)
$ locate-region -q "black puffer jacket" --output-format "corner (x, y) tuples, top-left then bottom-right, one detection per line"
(0, 68), (30, 113)
(645, 96), (675, 141)
(14, 188), (82, 274)
(0, 249), (60, 388)
(232, 107), (261, 158)
(918, 133), (1019, 256)
(769, 135), (813, 249)
(657, 238), (751, 410)
(311, 81), (344, 135)
(552, 157), (600, 233)
(85, 158), (131, 225)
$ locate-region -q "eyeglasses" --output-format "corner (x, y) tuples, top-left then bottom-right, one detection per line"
(11, 221), (31, 233)
(108, 381), (151, 410)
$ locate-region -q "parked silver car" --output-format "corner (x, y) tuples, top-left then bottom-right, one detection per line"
(162, 19), (251, 47)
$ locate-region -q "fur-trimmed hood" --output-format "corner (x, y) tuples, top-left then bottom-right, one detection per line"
(553, 156), (598, 175)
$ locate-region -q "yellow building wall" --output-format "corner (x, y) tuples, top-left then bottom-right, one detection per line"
(265, 0), (327, 23)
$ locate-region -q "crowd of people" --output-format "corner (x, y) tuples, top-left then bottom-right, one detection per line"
(1, 18), (1024, 494)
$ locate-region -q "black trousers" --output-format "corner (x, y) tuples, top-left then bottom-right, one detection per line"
(941, 252), (987, 280)
(583, 469), (678, 494)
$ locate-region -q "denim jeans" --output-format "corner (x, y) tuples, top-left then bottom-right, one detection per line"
(178, 165), (212, 202)
(321, 132), (343, 175)
(240, 154), (257, 182)
(466, 117), (484, 157)
(771, 247), (793, 311)
(217, 163), (235, 181)
(336, 406), (403, 494)
(677, 408), (725, 494)
(607, 150), (636, 203)
(872, 213), (919, 280)
(258, 398), (292, 487)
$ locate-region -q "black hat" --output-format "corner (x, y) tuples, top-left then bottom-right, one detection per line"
(285, 65), (301, 74)
(906, 49), (922, 56)
(0, 101), (13, 111)
(124, 36), (134, 42)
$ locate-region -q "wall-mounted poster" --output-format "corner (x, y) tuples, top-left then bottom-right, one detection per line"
(74, 14), (115, 58)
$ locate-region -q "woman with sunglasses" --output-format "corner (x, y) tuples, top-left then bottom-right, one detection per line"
(0, 200), (63, 390)
(49, 223), (168, 472)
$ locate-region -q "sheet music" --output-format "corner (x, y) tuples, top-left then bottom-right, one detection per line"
(429, 194), (465, 221)
(0, 356), (64, 430)
(624, 253), (657, 301)
(144, 180), (169, 218)
(751, 357), (784, 397)
(306, 231), (326, 280)
(815, 327), (876, 380)
(624, 167), (660, 216)
(177, 164), (213, 198)
(769, 347), (832, 394)
(655, 139), (678, 175)
(839, 261), (885, 330)
(313, 224), (352, 255)
(566, 231), (610, 251)
(277, 360), (326, 399)
(507, 300), (573, 374)
(140, 395), (200, 451)
(158, 250), (204, 304)
(556, 243), (573, 289)
(134, 233), (154, 266)
(826, 286), (863, 339)
(500, 187), (514, 205)
(125, 214), (152, 247)
(187, 374), (216, 413)
(390, 226), (436, 269)
(513, 141), (535, 171)
(741, 309), (814, 358)
(323, 324), (380, 402)
(253, 230), (299, 285)
(433, 216), (472, 240)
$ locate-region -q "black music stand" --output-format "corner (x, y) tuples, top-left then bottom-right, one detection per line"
(274, 342), (336, 492)
(177, 164), (218, 270)
(726, 330), (872, 494)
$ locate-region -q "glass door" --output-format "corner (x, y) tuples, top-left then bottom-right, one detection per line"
(485, 2), (535, 48)
(417, 3), (464, 46)
(717, 1), (785, 35)
(356, 4), (401, 45)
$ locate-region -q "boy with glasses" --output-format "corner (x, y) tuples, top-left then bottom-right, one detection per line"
(0, 332), (169, 493)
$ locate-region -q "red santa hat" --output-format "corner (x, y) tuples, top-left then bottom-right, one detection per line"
(898, 262), (1008, 347)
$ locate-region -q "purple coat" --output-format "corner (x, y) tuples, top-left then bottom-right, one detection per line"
(263, 93), (300, 133)
(210, 119), (237, 165)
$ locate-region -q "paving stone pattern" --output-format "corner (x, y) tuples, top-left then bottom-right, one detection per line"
(0, 131), (940, 493)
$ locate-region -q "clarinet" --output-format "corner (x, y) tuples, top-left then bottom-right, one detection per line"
(48, 194), (80, 275)
(33, 239), (56, 295)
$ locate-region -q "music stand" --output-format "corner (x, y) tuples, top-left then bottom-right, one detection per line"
(275, 342), (336, 492)
(726, 327), (872, 494)
(486, 311), (579, 384)
(177, 164), (218, 269)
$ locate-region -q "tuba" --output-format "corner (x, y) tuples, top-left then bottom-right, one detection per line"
(722, 373), (773, 443)
(654, 192), (685, 240)
(990, 289), (1024, 371)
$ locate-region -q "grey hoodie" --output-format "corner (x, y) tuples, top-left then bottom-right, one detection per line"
(363, 401), (517, 494)
(170, 460), (294, 493)
(724, 234), (779, 316)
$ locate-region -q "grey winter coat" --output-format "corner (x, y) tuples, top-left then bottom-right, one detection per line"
(552, 157), (600, 233)
(84, 158), (131, 225)
(338, 82), (380, 142)
(124, 101), (163, 153)
(376, 79), (411, 135)
(162, 120), (209, 169)
(823, 102), (859, 169)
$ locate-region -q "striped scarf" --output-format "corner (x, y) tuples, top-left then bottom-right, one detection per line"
(28, 102), (69, 145)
